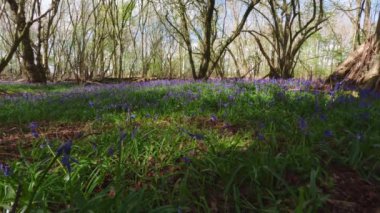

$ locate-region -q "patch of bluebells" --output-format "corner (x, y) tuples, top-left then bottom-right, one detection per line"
(106, 103), (129, 112)
(29, 122), (39, 138)
(359, 89), (380, 99)
(358, 100), (370, 109)
(0, 163), (11, 177)
(2, 79), (347, 121)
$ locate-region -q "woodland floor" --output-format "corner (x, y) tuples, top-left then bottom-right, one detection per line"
(0, 79), (380, 212)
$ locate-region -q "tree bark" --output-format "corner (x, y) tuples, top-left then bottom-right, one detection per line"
(326, 13), (380, 91)
(197, 0), (215, 79)
(5, 0), (47, 83)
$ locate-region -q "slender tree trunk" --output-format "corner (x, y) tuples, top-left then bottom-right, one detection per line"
(353, 0), (364, 48)
(363, 0), (371, 39)
(197, 0), (215, 79)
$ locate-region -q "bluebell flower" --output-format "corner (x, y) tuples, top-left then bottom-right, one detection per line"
(188, 132), (205, 140)
(356, 132), (364, 141)
(358, 101), (370, 109)
(90, 142), (97, 150)
(274, 91), (286, 102)
(4, 166), (11, 176)
(131, 126), (138, 140)
(257, 133), (265, 141)
(180, 128), (205, 140)
(89, 101), (95, 108)
(56, 140), (72, 156)
(119, 128), (127, 145)
(122, 104), (129, 112)
(56, 140), (75, 172)
(107, 146), (115, 156)
(298, 118), (308, 134)
(29, 122), (39, 138)
(61, 154), (71, 173)
(324, 130), (333, 138)
(29, 121), (38, 130)
(182, 157), (191, 164)
(0, 163), (11, 176)
(210, 115), (217, 122)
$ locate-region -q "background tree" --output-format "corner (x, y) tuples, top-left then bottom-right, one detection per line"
(245, 0), (326, 79)
(0, 0), (59, 83)
(0, 0), (378, 82)
(331, 0), (373, 49)
(152, 0), (260, 80)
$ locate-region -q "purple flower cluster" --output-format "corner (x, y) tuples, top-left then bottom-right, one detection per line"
(56, 140), (76, 173)
(0, 163), (11, 176)
(29, 122), (39, 138)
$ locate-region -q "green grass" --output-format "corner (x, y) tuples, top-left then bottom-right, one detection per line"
(0, 80), (379, 212)
(0, 82), (75, 95)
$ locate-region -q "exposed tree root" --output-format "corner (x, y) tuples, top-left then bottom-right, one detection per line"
(327, 12), (380, 92)
(326, 36), (380, 91)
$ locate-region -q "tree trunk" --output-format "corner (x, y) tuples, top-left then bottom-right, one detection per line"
(363, 0), (371, 39)
(353, 0), (364, 49)
(6, 0), (47, 83)
(197, 0), (215, 80)
(326, 13), (380, 91)
(20, 10), (46, 82)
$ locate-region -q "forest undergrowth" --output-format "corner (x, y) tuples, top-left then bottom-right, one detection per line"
(0, 79), (379, 212)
